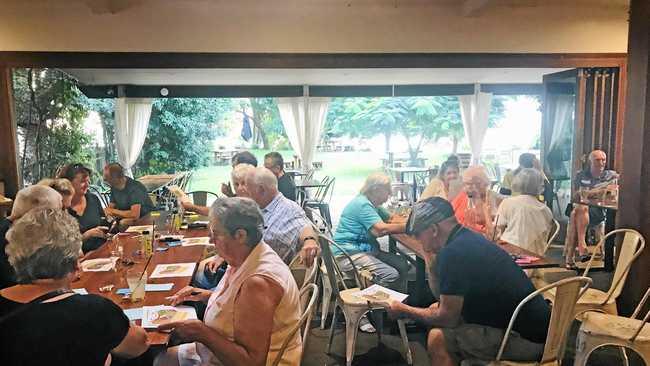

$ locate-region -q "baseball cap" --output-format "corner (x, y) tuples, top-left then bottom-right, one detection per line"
(405, 197), (455, 236)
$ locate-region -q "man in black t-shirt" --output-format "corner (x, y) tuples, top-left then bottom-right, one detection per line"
(264, 151), (297, 202)
(103, 163), (154, 226)
(387, 197), (551, 365)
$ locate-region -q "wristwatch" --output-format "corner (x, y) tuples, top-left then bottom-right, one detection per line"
(303, 236), (318, 244)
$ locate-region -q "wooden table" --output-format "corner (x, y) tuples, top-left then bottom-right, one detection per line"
(389, 233), (559, 305)
(137, 174), (179, 192)
(74, 228), (208, 345)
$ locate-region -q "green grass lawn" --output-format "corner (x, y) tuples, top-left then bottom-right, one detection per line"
(186, 149), (385, 221)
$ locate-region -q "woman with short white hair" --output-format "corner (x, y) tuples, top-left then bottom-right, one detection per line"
(0, 208), (149, 366)
(495, 168), (553, 255)
(230, 163), (255, 197)
(0, 185), (62, 289)
(451, 165), (502, 235)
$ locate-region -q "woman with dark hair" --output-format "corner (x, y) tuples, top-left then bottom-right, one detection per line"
(57, 163), (108, 253)
(420, 160), (461, 201)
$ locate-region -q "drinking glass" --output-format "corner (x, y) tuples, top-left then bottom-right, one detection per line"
(126, 268), (147, 302)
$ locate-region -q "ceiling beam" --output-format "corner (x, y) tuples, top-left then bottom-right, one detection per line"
(461, 0), (492, 17)
(83, 0), (145, 15)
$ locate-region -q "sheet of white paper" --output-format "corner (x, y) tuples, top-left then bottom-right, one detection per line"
(181, 237), (212, 246)
(125, 225), (154, 233)
(124, 308), (143, 321)
(150, 263), (197, 278)
(72, 288), (88, 295)
(141, 305), (197, 328)
(160, 234), (184, 241)
(81, 257), (118, 272)
(145, 283), (174, 292)
(351, 284), (409, 307)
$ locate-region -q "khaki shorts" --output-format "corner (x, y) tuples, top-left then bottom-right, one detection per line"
(441, 323), (544, 363)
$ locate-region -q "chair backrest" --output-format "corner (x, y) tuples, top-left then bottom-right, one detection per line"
(582, 228), (645, 303)
(495, 276), (593, 363)
(304, 169), (315, 181)
(544, 218), (561, 254)
(186, 190), (219, 207)
(270, 283), (319, 366)
(630, 286), (650, 342)
(288, 255), (319, 292)
(89, 185), (111, 209)
(305, 207), (333, 236)
(318, 234), (365, 299)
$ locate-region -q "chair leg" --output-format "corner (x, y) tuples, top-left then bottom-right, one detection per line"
(320, 274), (332, 329)
(575, 330), (602, 366)
(621, 346), (630, 366)
(397, 319), (413, 365)
(326, 302), (340, 353)
(342, 306), (366, 366)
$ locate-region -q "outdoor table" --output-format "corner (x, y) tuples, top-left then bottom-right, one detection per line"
(295, 179), (327, 205)
(74, 227), (208, 346)
(137, 174), (179, 192)
(389, 232), (559, 306)
(285, 169), (308, 178)
(387, 166), (431, 183)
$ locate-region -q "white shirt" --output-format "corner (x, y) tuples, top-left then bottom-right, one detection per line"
(496, 195), (553, 255)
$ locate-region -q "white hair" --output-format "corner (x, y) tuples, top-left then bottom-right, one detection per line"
(6, 208), (82, 283)
(589, 150), (606, 161)
(231, 163), (256, 184)
(247, 166), (278, 191)
(462, 165), (490, 186)
(10, 185), (63, 220)
(360, 172), (391, 195)
(511, 168), (544, 196)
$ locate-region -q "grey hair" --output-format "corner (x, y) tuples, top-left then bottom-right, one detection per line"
(209, 197), (264, 247)
(6, 208), (82, 284)
(38, 178), (75, 197)
(10, 185), (63, 220)
(360, 172), (391, 195)
(231, 163), (256, 184)
(588, 149), (606, 161)
(247, 166), (278, 191)
(511, 168), (545, 196)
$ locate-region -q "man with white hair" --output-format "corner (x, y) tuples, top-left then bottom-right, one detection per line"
(0, 185), (63, 289)
(564, 149), (619, 267)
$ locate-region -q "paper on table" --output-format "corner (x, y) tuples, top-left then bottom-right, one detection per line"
(125, 225), (154, 234)
(150, 263), (197, 278)
(351, 284), (409, 307)
(181, 237), (212, 246)
(72, 288), (88, 295)
(116, 283), (175, 295)
(160, 234), (184, 241)
(81, 257), (118, 272)
(124, 308), (143, 321)
(142, 305), (197, 328)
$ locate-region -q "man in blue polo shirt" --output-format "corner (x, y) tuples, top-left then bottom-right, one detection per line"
(387, 197), (551, 365)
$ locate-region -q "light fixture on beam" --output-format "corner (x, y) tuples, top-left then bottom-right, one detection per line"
(160, 87), (169, 97)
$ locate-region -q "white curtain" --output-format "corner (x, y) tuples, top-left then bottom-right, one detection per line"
(114, 97), (153, 177)
(276, 96), (330, 170)
(548, 94), (574, 154)
(458, 88), (493, 165)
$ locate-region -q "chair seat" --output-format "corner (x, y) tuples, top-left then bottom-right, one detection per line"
(580, 312), (650, 342)
(462, 359), (558, 365)
(339, 288), (387, 309)
(546, 287), (613, 305)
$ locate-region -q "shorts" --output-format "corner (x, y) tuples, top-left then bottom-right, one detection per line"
(588, 206), (606, 225)
(441, 323), (544, 363)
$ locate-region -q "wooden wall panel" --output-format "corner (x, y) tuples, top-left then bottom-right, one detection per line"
(0, 67), (19, 199)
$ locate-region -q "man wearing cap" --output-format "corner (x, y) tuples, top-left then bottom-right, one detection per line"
(388, 197), (551, 365)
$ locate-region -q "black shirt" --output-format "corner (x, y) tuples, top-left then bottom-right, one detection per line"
(68, 192), (106, 253)
(110, 177), (154, 218)
(0, 218), (15, 289)
(436, 227), (551, 343)
(0, 293), (130, 366)
(278, 173), (297, 202)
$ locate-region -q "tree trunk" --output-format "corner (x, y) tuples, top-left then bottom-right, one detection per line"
(384, 132), (391, 153)
(248, 101), (270, 149)
(452, 136), (459, 154)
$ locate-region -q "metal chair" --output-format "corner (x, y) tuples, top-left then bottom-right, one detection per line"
(88, 185), (111, 209)
(303, 177), (335, 228)
(543, 219), (561, 254)
(288, 253), (319, 292)
(461, 276), (593, 366)
(575, 286), (650, 366)
(545, 229), (645, 319)
(270, 283), (319, 366)
(319, 234), (413, 366)
(185, 190), (219, 208)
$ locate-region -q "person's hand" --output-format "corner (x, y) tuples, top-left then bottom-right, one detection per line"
(157, 319), (206, 343)
(221, 183), (234, 197)
(84, 226), (108, 239)
(206, 257), (225, 273)
(166, 286), (211, 306)
(104, 207), (117, 217)
(180, 200), (193, 211)
(386, 299), (406, 319)
(300, 240), (320, 267)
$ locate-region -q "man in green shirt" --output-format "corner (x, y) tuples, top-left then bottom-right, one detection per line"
(103, 163), (154, 227)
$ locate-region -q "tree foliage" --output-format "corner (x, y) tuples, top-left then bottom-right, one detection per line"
(12, 68), (93, 183)
(134, 98), (233, 175)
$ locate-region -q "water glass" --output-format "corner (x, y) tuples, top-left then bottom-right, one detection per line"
(126, 268), (147, 302)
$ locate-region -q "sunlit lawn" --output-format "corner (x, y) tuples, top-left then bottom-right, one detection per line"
(187, 149), (384, 221)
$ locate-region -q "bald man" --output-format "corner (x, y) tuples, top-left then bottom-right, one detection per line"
(564, 150), (619, 267)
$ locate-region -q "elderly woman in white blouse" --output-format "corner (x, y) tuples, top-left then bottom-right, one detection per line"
(154, 197), (302, 366)
(494, 168), (553, 255)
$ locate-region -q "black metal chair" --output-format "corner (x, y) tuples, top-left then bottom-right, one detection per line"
(303, 177), (335, 228)
(185, 190), (219, 208)
(88, 185), (111, 209)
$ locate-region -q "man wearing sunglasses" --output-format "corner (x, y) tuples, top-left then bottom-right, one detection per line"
(387, 197), (550, 366)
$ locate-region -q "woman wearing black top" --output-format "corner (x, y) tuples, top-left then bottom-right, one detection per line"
(58, 163), (108, 253)
(0, 208), (149, 365)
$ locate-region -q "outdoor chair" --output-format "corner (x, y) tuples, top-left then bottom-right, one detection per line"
(319, 234), (413, 366)
(288, 253), (319, 292)
(185, 190), (219, 208)
(303, 177), (335, 228)
(544, 229), (645, 319)
(88, 185), (111, 209)
(461, 276), (593, 366)
(574, 286), (650, 366)
(270, 283), (319, 366)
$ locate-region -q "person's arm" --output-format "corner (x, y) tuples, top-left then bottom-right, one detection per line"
(160, 275), (283, 366)
(370, 221), (406, 237)
(388, 294), (463, 328)
(181, 201), (210, 216)
(298, 224), (320, 267)
(111, 325), (149, 359)
(168, 286), (213, 306)
(106, 204), (141, 220)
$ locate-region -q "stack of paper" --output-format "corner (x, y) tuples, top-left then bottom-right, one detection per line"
(81, 257), (118, 272)
(125, 225), (154, 234)
(351, 284), (409, 307)
(150, 263), (197, 278)
(142, 305), (197, 328)
(181, 237), (212, 246)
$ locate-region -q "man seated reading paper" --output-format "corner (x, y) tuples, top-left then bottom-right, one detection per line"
(387, 197), (551, 365)
(103, 163), (155, 227)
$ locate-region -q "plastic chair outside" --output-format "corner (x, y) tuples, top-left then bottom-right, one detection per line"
(545, 229), (645, 319)
(461, 276), (593, 366)
(575, 286), (650, 366)
(270, 283), (319, 366)
(319, 234), (413, 366)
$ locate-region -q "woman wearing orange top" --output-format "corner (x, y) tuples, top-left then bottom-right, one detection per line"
(451, 166), (502, 236)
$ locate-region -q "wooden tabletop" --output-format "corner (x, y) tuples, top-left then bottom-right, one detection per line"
(391, 233), (559, 270)
(74, 228), (208, 345)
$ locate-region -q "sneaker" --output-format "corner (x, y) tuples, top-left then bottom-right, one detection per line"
(359, 315), (376, 333)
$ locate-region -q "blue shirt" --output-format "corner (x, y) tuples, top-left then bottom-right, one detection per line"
(261, 193), (311, 263)
(333, 195), (386, 255)
(436, 227), (551, 343)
